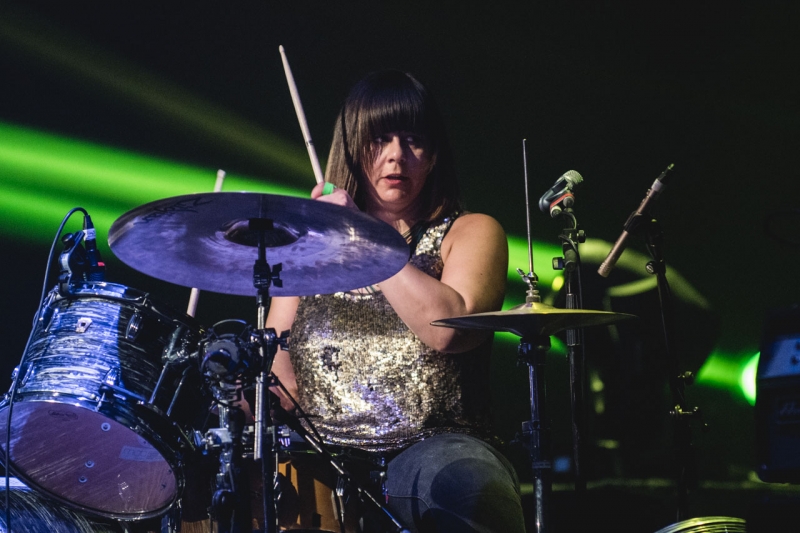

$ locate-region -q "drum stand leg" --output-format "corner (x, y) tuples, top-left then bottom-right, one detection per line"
(518, 336), (553, 533)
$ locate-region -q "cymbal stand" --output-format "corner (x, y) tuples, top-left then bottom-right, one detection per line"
(202, 220), (285, 533)
(516, 140), (553, 533)
(252, 220), (284, 533)
(552, 206), (588, 495)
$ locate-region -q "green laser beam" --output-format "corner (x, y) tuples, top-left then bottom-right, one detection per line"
(0, 9), (313, 183)
(4, 121), (749, 401)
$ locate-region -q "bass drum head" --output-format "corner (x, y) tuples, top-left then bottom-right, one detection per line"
(653, 516), (746, 533)
(0, 403), (178, 519)
(0, 477), (122, 533)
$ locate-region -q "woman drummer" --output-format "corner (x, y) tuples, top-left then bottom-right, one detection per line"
(267, 69), (525, 533)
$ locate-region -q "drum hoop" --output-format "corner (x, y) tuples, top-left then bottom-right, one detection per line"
(50, 282), (203, 332)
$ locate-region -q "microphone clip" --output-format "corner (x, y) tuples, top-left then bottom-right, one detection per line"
(548, 191), (576, 218)
(58, 230), (89, 295)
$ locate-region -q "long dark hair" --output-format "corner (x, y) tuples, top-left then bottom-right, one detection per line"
(324, 70), (462, 222)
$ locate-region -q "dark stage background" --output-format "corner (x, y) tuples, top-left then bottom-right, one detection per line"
(1, 1), (799, 531)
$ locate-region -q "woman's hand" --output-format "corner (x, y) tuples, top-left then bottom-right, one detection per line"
(311, 182), (359, 210)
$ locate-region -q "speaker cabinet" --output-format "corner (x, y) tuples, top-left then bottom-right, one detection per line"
(756, 305), (800, 483)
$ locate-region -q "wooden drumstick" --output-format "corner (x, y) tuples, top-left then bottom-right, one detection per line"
(185, 169), (226, 317)
(279, 45), (325, 185)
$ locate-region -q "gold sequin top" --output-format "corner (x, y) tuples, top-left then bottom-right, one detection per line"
(289, 213), (493, 453)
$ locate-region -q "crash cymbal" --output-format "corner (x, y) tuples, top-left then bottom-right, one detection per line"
(432, 301), (636, 338)
(108, 192), (409, 296)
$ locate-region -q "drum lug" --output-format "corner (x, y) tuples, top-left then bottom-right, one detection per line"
(15, 364), (35, 387)
(104, 368), (120, 387)
(162, 325), (193, 364)
(126, 312), (143, 340)
(100, 369), (148, 404)
(40, 304), (58, 333)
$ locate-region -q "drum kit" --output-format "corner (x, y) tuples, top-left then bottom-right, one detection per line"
(3, 45), (737, 533)
(0, 183), (642, 532)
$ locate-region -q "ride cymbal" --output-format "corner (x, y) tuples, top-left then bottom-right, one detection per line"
(109, 192), (409, 296)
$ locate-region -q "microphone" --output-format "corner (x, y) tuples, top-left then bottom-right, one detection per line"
(597, 164), (675, 278)
(83, 213), (106, 281)
(538, 170), (584, 217)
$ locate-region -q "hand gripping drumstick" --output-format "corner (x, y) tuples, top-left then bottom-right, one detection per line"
(185, 169), (226, 317)
(279, 45), (327, 188)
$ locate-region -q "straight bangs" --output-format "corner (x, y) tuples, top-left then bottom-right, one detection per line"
(363, 91), (428, 140)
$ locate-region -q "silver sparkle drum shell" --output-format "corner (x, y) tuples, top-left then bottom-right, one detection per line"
(653, 516), (746, 533)
(0, 282), (208, 520)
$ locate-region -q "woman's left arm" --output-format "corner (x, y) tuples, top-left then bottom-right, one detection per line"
(377, 213), (508, 353)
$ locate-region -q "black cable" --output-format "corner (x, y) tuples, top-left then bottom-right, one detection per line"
(3, 207), (87, 532)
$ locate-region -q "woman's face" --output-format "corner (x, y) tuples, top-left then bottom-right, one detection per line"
(363, 131), (432, 217)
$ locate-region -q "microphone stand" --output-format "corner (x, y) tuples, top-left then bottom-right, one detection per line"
(552, 207), (588, 496)
(640, 216), (700, 522)
(596, 164), (701, 518)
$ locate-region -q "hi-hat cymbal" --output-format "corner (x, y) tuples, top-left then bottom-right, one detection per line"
(432, 301), (636, 338)
(108, 192), (409, 296)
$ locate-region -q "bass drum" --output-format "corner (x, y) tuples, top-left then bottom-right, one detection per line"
(0, 282), (210, 521)
(653, 516), (746, 533)
(270, 431), (385, 533)
(0, 477), (122, 533)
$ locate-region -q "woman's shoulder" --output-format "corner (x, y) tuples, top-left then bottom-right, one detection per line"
(440, 212), (507, 262)
(449, 212), (506, 240)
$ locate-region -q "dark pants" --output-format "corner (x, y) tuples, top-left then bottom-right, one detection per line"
(383, 434), (525, 533)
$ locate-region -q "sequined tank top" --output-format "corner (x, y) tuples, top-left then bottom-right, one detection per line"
(289, 213), (493, 453)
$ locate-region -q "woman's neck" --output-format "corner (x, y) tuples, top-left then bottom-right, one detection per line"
(367, 203), (421, 236)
